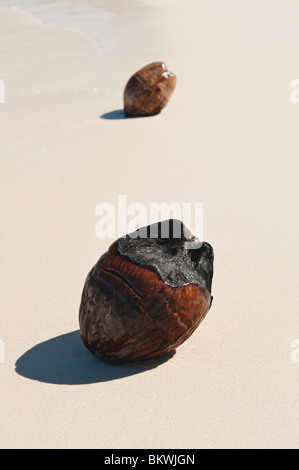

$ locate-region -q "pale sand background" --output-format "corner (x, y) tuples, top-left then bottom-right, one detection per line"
(0, 0), (298, 448)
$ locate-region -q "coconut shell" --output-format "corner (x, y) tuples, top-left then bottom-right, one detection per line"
(123, 62), (176, 117)
(79, 220), (214, 363)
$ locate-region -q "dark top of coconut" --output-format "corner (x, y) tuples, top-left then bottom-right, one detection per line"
(114, 219), (214, 294)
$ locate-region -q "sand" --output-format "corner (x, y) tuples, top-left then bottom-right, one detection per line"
(0, 0), (298, 449)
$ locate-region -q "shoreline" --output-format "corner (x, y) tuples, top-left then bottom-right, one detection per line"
(0, 6), (104, 46)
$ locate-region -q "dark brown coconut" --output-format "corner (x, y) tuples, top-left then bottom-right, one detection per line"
(123, 62), (176, 117)
(79, 219), (214, 363)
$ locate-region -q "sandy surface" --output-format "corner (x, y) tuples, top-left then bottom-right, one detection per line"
(0, 1), (298, 449)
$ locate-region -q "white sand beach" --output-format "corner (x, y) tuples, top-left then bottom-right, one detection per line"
(0, 0), (298, 448)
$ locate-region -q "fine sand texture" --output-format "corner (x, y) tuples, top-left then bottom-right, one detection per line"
(0, 1), (298, 448)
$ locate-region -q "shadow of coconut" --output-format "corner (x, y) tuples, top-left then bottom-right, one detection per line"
(15, 330), (175, 385)
(100, 109), (154, 119)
